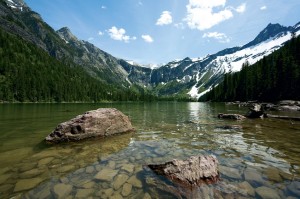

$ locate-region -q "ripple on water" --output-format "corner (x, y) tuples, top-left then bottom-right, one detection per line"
(0, 102), (299, 198)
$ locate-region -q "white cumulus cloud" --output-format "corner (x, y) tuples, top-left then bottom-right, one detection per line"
(203, 32), (230, 43)
(107, 26), (135, 43)
(156, 11), (173, 26)
(185, 0), (233, 30)
(260, 6), (267, 10)
(88, 37), (94, 41)
(236, 3), (246, 13)
(141, 35), (154, 43)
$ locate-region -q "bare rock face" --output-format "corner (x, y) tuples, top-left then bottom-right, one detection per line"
(148, 155), (219, 186)
(45, 108), (135, 143)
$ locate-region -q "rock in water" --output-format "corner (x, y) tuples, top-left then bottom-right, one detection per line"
(148, 155), (219, 186)
(45, 108), (135, 143)
(245, 104), (265, 118)
(218, 113), (246, 120)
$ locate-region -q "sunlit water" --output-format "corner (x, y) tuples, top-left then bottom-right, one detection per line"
(0, 102), (299, 198)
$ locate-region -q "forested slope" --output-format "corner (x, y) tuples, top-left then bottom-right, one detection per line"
(200, 35), (300, 102)
(0, 28), (155, 102)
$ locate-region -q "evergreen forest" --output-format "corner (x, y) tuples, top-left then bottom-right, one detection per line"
(200, 35), (300, 102)
(0, 28), (156, 102)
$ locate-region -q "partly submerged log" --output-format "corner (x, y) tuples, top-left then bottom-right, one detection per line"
(266, 114), (300, 121)
(148, 155), (219, 186)
(218, 113), (246, 120)
(45, 108), (135, 143)
(219, 104), (265, 120)
(221, 102), (300, 120)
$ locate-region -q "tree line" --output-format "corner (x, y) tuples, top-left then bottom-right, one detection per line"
(0, 28), (157, 102)
(200, 35), (300, 102)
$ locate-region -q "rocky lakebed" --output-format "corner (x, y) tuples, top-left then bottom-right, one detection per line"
(0, 102), (299, 198)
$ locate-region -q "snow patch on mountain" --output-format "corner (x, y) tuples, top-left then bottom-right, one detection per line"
(183, 63), (194, 72)
(169, 62), (180, 69)
(229, 32), (292, 72)
(191, 56), (208, 62)
(294, 23), (300, 29)
(188, 85), (200, 98)
(186, 25), (300, 99)
(6, 0), (24, 11)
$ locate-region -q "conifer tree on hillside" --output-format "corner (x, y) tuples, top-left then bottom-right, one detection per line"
(200, 35), (300, 102)
(0, 28), (157, 102)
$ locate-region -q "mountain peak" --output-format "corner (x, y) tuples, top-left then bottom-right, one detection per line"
(183, 57), (191, 61)
(242, 22), (290, 49)
(56, 27), (78, 43)
(264, 23), (285, 33)
(58, 27), (70, 32)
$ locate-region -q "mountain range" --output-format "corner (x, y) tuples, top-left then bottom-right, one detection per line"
(1, 0), (300, 100)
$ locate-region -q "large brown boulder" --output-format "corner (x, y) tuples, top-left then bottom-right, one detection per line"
(148, 155), (219, 187)
(45, 108), (135, 143)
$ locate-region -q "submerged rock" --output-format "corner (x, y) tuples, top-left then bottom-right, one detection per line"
(121, 164), (135, 173)
(113, 174), (129, 190)
(0, 174), (11, 184)
(287, 181), (300, 196)
(255, 186), (281, 199)
(121, 183), (132, 197)
(45, 108), (135, 143)
(148, 155), (219, 186)
(19, 168), (44, 179)
(75, 188), (94, 198)
(238, 181), (255, 196)
(263, 167), (282, 182)
(220, 166), (242, 180)
(14, 178), (44, 192)
(94, 168), (118, 181)
(52, 183), (73, 199)
(127, 175), (143, 188)
(143, 193), (152, 199)
(244, 169), (264, 185)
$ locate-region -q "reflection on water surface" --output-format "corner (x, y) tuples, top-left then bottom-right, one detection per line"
(0, 102), (299, 198)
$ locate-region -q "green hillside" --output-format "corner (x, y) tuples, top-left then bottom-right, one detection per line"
(0, 28), (155, 102)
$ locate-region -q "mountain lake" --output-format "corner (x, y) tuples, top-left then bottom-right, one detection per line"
(0, 102), (299, 198)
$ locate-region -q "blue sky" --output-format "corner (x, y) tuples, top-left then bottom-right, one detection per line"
(25, 0), (300, 65)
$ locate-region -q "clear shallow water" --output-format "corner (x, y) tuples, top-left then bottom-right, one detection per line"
(0, 102), (299, 198)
